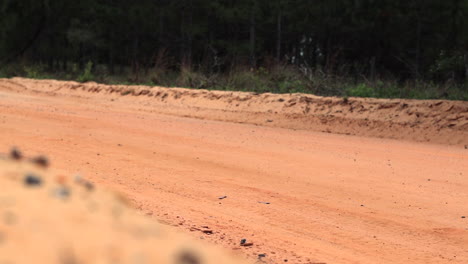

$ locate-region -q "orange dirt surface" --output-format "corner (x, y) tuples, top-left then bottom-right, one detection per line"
(0, 157), (248, 264)
(0, 77), (467, 264)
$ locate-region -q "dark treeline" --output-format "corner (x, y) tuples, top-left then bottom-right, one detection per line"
(1, 0), (467, 99)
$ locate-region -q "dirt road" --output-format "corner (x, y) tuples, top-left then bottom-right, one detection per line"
(0, 78), (467, 263)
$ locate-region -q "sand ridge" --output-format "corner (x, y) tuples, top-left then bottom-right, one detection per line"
(1, 77), (467, 146)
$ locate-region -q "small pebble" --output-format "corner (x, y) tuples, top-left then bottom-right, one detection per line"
(54, 187), (71, 200)
(218, 196), (227, 200)
(258, 253), (266, 259)
(202, 230), (213, 234)
(462, 216), (466, 219)
(9, 147), (22, 160)
(240, 238), (247, 245)
(24, 174), (42, 187)
(31, 156), (49, 168)
(84, 181), (95, 191)
(74, 174), (83, 183)
(177, 250), (200, 264)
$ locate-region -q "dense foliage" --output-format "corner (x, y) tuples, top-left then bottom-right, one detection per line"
(1, 0), (467, 99)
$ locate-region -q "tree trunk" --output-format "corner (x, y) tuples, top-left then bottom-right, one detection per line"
(414, 1), (422, 79)
(276, 0), (282, 62)
(187, 0), (193, 68)
(132, 34), (139, 80)
(370, 56), (376, 82)
(249, 0), (257, 68)
(464, 53), (468, 82)
(415, 15), (421, 78)
(180, 5), (186, 67)
(311, 37), (317, 69)
(109, 31), (115, 74)
(78, 43), (84, 70)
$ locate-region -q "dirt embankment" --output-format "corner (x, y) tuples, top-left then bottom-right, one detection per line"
(0, 150), (247, 264)
(1, 77), (467, 146)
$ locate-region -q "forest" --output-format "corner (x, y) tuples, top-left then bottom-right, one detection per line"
(1, 0), (467, 100)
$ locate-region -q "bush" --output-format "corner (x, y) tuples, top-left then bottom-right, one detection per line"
(176, 67), (213, 89)
(77, 61), (94, 83)
(23, 65), (49, 79)
(226, 70), (271, 93)
(0, 68), (6, 78)
(1, 61), (467, 101)
(346, 83), (375, 97)
(430, 50), (466, 81)
(270, 65), (307, 93)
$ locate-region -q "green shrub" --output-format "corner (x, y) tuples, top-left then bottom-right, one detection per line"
(346, 83), (375, 97)
(77, 61), (94, 83)
(277, 79), (305, 93)
(23, 65), (49, 79)
(0, 68), (6, 78)
(176, 67), (213, 89)
(269, 66), (307, 93)
(227, 70), (271, 93)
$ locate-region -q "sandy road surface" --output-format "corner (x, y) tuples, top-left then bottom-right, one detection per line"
(0, 78), (467, 263)
(0, 159), (248, 264)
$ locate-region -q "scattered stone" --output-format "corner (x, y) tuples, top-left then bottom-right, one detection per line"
(258, 201), (270, 205)
(177, 250), (200, 264)
(74, 174), (83, 184)
(465, 145), (467, 149)
(202, 230), (213, 235)
(218, 196), (227, 200)
(54, 187), (71, 200)
(9, 147), (22, 160)
(74, 175), (94, 191)
(31, 156), (49, 168)
(284, 259), (288, 262)
(360, 204), (365, 207)
(24, 174), (42, 187)
(258, 254), (266, 259)
(266, 120), (273, 123)
(240, 239), (253, 247)
(84, 181), (95, 191)
(462, 216), (466, 219)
